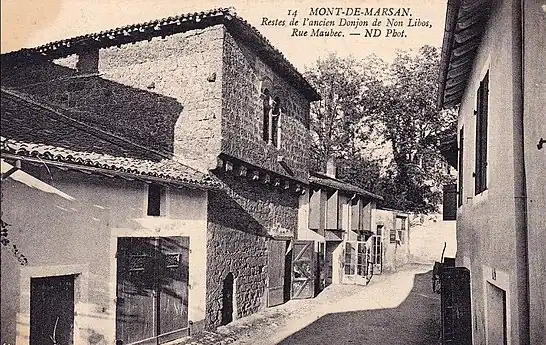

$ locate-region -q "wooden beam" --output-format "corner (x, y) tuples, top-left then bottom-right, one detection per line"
(250, 170), (260, 181)
(237, 165), (247, 177)
(283, 180), (290, 190)
(225, 160), (233, 172)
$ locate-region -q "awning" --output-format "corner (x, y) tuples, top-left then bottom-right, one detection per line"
(297, 228), (325, 243)
(324, 230), (343, 241)
(1, 159), (76, 201)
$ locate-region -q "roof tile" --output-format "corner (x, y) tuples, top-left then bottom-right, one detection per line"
(1, 90), (220, 189)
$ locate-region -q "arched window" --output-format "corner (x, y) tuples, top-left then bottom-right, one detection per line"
(261, 89), (282, 149)
(271, 96), (281, 148)
(262, 89), (271, 142)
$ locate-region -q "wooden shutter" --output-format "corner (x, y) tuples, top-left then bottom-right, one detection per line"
(443, 184), (457, 221)
(475, 83), (483, 194)
(458, 127), (464, 206)
(480, 72), (489, 191)
(326, 190), (339, 230)
(350, 198), (361, 231)
(475, 71), (489, 195)
(268, 240), (287, 307)
(308, 188), (321, 230)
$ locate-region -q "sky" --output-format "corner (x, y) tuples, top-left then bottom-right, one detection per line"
(1, 0), (448, 72)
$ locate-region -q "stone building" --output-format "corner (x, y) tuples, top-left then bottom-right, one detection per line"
(1, 8), (320, 345)
(438, 0), (545, 344)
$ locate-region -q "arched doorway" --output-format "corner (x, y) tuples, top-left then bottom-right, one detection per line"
(221, 273), (234, 325)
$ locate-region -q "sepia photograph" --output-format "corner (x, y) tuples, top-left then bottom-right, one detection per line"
(1, 1), (544, 344)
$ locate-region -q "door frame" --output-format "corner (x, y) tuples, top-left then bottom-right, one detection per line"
(291, 240), (316, 299)
(114, 235), (190, 345)
(343, 240), (369, 285)
(18, 264), (89, 345)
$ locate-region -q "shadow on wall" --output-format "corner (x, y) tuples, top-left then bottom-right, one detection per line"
(1, 56), (183, 158)
(276, 271), (440, 345)
(207, 171), (299, 237)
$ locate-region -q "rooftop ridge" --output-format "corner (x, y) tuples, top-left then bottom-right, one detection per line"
(1, 7), (320, 101)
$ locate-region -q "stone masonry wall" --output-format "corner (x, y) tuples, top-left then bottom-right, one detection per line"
(205, 172), (299, 328)
(220, 31), (311, 182)
(1, 25), (225, 169)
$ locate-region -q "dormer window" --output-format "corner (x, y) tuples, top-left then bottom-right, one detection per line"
(261, 89), (282, 149)
(262, 89), (271, 142)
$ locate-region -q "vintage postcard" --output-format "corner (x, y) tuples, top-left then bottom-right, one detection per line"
(1, 1), (544, 345)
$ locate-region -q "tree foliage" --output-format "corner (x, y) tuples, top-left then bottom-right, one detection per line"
(305, 46), (456, 213)
(304, 53), (386, 172)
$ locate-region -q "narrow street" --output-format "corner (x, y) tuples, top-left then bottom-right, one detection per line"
(172, 264), (440, 345)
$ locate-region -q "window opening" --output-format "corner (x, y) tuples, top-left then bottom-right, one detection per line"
(147, 183), (164, 216)
(475, 71), (489, 195)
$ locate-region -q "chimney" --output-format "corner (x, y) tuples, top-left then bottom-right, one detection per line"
(326, 157), (337, 178)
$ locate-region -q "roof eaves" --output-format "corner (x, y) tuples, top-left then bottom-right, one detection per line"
(1, 146), (221, 190)
(438, 0), (462, 109)
(438, 0), (492, 109)
(1, 8), (320, 102)
(309, 173), (383, 201)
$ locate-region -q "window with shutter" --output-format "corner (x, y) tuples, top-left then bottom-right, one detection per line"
(458, 127), (464, 206)
(475, 71), (489, 195)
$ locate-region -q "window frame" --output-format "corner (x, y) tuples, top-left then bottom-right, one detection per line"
(458, 126), (464, 206)
(146, 183), (167, 217)
(474, 70), (489, 195)
(261, 89), (282, 149)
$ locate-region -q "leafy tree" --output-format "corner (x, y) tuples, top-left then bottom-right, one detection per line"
(369, 46), (456, 212)
(304, 53), (385, 172)
(305, 46), (456, 213)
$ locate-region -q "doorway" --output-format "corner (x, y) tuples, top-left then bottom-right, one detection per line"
(221, 273), (234, 325)
(116, 236), (189, 345)
(487, 283), (507, 345)
(30, 274), (75, 345)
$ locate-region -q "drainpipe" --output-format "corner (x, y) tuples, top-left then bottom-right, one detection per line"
(513, 0), (530, 344)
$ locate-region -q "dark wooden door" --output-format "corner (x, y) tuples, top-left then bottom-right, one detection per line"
(268, 239), (287, 307)
(291, 240), (315, 299)
(116, 237), (157, 345)
(30, 275), (75, 345)
(157, 237), (190, 344)
(116, 237), (189, 345)
(441, 267), (472, 345)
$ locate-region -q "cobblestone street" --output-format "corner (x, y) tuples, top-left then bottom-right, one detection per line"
(169, 264), (440, 345)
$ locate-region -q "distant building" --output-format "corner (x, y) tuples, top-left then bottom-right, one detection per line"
(297, 159), (384, 288)
(1, 8), (320, 345)
(375, 209), (410, 272)
(438, 1), (545, 344)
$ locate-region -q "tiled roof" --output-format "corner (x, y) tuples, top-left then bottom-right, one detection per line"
(1, 7), (320, 101)
(438, 0), (492, 108)
(310, 172), (383, 201)
(1, 90), (220, 189)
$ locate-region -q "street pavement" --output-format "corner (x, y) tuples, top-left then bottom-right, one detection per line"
(168, 264), (440, 345)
